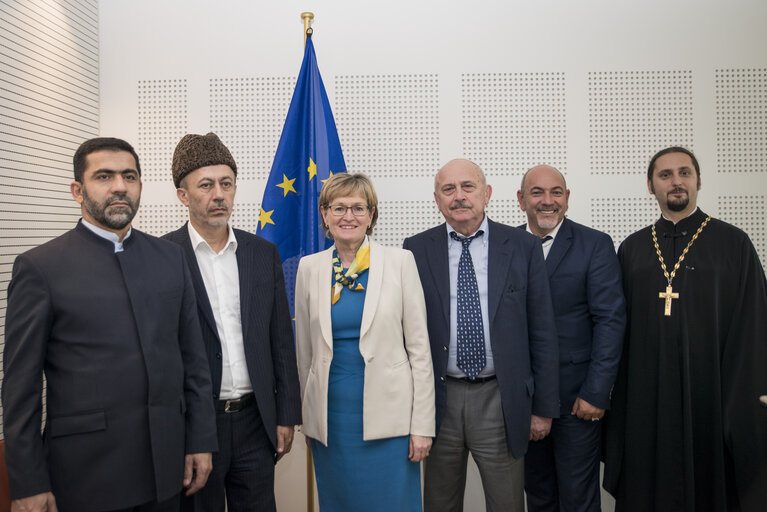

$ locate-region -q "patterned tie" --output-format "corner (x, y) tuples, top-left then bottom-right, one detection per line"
(450, 230), (486, 379)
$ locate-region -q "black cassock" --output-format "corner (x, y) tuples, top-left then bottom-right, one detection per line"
(603, 208), (767, 512)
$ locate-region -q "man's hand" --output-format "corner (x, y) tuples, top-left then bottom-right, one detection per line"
(183, 452), (213, 496)
(11, 492), (57, 512)
(571, 397), (605, 421)
(529, 414), (552, 441)
(276, 425), (295, 461)
(408, 435), (432, 462)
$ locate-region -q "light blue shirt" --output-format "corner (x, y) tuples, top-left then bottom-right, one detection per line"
(446, 215), (494, 378)
(81, 218), (132, 253)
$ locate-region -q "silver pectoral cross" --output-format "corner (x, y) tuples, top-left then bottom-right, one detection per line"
(658, 285), (679, 316)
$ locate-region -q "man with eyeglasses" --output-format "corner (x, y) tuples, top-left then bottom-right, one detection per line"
(403, 158), (559, 512)
(163, 133), (301, 512)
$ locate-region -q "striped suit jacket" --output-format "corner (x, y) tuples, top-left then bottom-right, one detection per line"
(163, 224), (302, 450)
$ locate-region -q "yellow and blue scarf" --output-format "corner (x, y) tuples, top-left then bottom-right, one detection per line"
(331, 239), (370, 305)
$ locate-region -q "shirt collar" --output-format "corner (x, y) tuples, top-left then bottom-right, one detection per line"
(526, 217), (564, 241)
(81, 218), (132, 252)
(187, 222), (238, 255)
(446, 214), (489, 240)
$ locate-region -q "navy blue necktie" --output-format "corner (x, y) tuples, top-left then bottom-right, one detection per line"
(450, 230), (486, 379)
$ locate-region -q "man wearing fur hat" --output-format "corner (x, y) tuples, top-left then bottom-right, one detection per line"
(163, 133), (301, 511)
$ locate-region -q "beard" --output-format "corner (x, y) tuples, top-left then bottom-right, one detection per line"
(82, 186), (140, 230)
(666, 189), (689, 212)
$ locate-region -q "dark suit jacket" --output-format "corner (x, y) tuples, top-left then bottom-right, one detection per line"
(163, 224), (301, 450)
(403, 218), (559, 459)
(2, 222), (217, 512)
(520, 218), (626, 414)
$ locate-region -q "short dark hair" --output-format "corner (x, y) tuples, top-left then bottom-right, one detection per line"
(73, 137), (141, 182)
(647, 146), (700, 181)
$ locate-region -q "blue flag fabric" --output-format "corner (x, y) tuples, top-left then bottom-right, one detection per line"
(256, 34), (346, 313)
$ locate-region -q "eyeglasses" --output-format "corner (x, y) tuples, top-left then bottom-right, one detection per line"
(326, 204), (369, 217)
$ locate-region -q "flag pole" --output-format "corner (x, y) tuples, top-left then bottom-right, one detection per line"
(300, 15), (315, 512)
(302, 12), (314, 46)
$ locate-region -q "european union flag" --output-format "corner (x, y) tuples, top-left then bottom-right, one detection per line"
(256, 33), (346, 313)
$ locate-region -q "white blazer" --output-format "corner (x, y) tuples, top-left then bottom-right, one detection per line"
(295, 241), (436, 445)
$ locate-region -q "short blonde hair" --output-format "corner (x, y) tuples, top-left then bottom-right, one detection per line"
(319, 173), (379, 238)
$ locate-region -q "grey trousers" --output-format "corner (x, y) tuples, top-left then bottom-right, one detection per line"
(424, 378), (524, 512)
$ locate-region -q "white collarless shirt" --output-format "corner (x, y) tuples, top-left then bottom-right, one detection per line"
(188, 223), (252, 400)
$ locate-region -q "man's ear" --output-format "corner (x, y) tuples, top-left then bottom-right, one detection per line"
(71, 181), (84, 204)
(176, 187), (190, 207)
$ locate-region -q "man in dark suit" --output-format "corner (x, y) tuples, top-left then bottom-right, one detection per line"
(403, 158), (559, 512)
(2, 137), (217, 512)
(162, 133), (301, 512)
(517, 165), (625, 512)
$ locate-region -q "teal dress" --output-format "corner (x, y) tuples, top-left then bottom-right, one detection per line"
(310, 270), (422, 511)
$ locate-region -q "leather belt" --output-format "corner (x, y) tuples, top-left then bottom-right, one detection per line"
(447, 375), (497, 384)
(216, 393), (255, 413)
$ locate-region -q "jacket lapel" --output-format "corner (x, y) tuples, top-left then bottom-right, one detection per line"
(359, 241), (383, 343)
(426, 225), (450, 329)
(234, 231), (251, 342)
(545, 218), (572, 275)
(316, 248), (334, 351)
(178, 224), (218, 337)
(488, 219), (513, 324)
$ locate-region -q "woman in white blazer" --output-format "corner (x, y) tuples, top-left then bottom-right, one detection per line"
(295, 173), (435, 511)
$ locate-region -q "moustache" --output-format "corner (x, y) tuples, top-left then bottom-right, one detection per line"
(106, 194), (135, 208)
(449, 201), (471, 210)
(208, 201), (229, 213)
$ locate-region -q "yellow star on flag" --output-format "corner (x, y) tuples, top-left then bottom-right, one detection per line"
(321, 170), (335, 185)
(276, 174), (297, 197)
(258, 208), (275, 229)
(307, 158), (317, 181)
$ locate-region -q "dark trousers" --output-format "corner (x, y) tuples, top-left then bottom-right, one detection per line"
(105, 493), (181, 512)
(182, 402), (276, 512)
(525, 413), (602, 512)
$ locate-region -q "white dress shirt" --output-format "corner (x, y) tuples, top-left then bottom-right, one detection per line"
(188, 222), (252, 399)
(446, 215), (494, 378)
(526, 219), (564, 260)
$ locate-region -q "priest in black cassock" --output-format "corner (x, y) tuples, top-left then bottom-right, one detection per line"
(603, 146), (767, 511)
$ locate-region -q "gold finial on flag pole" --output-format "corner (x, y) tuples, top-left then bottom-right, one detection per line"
(301, 12), (314, 46)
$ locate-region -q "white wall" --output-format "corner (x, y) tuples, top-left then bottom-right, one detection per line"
(0, 0), (100, 437)
(93, 0), (764, 510)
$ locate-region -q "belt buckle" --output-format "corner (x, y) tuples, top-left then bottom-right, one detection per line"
(224, 399), (240, 413)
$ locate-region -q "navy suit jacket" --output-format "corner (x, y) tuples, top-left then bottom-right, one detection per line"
(520, 218), (626, 414)
(404, 218), (559, 458)
(163, 225), (301, 450)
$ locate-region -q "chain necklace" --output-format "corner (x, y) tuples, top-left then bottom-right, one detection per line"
(651, 216), (711, 316)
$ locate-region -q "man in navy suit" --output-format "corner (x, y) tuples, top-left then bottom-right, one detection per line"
(163, 133), (301, 512)
(403, 159), (559, 512)
(517, 165), (626, 512)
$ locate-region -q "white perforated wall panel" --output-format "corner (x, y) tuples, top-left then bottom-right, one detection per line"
(134, 202), (263, 237)
(715, 69), (767, 174)
(590, 197), (660, 250)
(137, 79), (188, 182)
(462, 73), (567, 176)
(0, 0), (99, 438)
(334, 74), (440, 178)
(718, 195), (766, 264)
(588, 71), (694, 175)
(210, 77), (295, 181)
